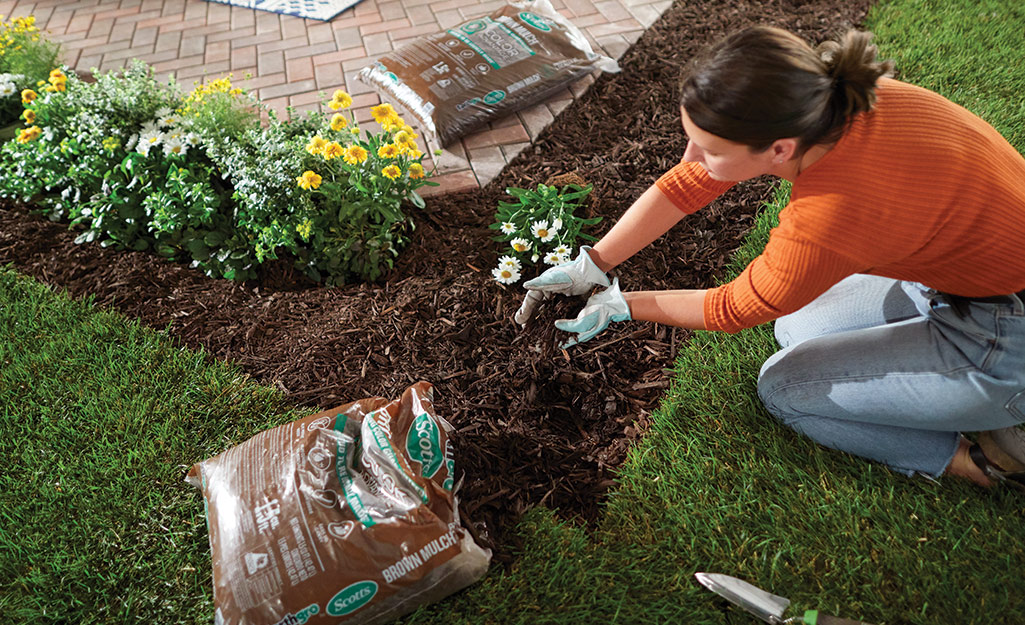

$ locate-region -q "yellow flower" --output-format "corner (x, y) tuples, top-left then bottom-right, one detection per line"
(350, 127), (360, 135)
(49, 69), (66, 83)
(377, 143), (400, 159)
(102, 137), (120, 151)
(380, 114), (403, 132)
(381, 165), (401, 180)
(322, 141), (345, 160)
(330, 113), (348, 131)
(408, 163), (425, 180)
(401, 124), (418, 138)
(329, 89), (353, 110)
(408, 148), (423, 159)
(21, 89), (36, 104)
(306, 135), (328, 155)
(22, 109), (35, 124)
(295, 170), (322, 190)
(393, 130), (411, 145)
(370, 103), (395, 123)
(296, 219), (313, 240)
(16, 126), (41, 144)
(343, 144), (368, 165)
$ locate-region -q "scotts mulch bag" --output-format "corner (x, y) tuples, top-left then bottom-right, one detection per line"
(357, 0), (619, 146)
(186, 382), (491, 625)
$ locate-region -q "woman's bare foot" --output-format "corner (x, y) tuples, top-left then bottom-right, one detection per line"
(945, 436), (993, 488)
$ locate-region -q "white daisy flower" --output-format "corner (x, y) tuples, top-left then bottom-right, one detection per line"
(163, 135), (187, 157)
(159, 113), (178, 127)
(552, 217), (563, 232)
(531, 253), (540, 263)
(531, 220), (555, 242)
(140, 120), (161, 134)
(185, 132), (201, 146)
(154, 107), (173, 121)
(543, 252), (563, 266)
(500, 222), (516, 234)
(126, 133), (139, 150)
(0, 82), (16, 97)
(554, 254), (570, 265)
(510, 237), (530, 253)
(552, 244), (572, 257)
(498, 255), (521, 271)
(136, 141), (153, 157)
(139, 129), (164, 148)
(492, 265), (521, 285)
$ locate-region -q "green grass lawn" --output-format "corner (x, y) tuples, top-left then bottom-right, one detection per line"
(3, 0), (1025, 623)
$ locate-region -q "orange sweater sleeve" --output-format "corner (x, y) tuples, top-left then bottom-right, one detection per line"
(655, 159), (736, 214)
(703, 224), (866, 332)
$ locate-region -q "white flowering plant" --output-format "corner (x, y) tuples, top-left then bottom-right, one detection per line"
(0, 62), (248, 276)
(489, 182), (600, 284)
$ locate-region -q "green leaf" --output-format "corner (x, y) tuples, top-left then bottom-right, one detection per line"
(204, 231), (225, 247)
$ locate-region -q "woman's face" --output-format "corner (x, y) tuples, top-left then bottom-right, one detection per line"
(680, 107), (781, 181)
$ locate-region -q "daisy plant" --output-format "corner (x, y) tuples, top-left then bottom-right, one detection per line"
(292, 92), (439, 284)
(489, 182), (601, 284)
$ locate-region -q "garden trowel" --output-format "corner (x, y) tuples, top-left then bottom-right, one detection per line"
(694, 572), (876, 625)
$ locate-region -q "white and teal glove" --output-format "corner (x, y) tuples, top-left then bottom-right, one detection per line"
(514, 246), (611, 325)
(554, 278), (631, 348)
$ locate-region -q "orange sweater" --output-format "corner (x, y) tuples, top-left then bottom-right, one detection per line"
(655, 78), (1025, 333)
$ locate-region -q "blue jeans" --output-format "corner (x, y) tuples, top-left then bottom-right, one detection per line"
(758, 275), (1025, 477)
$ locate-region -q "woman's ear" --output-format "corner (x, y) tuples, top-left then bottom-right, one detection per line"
(770, 138), (800, 163)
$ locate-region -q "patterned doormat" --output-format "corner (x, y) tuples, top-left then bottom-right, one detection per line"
(204, 0), (365, 21)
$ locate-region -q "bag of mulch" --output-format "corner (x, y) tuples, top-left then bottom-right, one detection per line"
(186, 381), (491, 625)
(357, 0), (619, 147)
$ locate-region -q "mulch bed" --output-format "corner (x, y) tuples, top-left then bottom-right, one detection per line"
(0, 0), (870, 557)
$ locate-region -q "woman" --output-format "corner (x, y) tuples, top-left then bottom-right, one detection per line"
(516, 25), (1025, 490)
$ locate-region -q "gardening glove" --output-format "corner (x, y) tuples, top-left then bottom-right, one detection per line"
(554, 278), (631, 349)
(514, 245), (610, 325)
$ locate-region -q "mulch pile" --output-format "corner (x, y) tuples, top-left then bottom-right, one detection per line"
(0, 0), (870, 556)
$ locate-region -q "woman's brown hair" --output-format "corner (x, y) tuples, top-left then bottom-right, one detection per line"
(680, 26), (894, 152)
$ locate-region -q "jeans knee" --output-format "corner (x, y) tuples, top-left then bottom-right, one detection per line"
(757, 358), (788, 422)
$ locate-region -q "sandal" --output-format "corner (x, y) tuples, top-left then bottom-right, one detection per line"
(969, 439), (1025, 493)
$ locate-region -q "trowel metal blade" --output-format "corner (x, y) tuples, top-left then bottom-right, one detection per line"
(695, 572), (791, 623)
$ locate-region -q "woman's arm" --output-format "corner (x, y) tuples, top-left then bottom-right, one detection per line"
(587, 184), (688, 272)
(625, 289), (708, 330)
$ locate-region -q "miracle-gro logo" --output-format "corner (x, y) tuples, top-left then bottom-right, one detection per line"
(326, 581), (378, 617)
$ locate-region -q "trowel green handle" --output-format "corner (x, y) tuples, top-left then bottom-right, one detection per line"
(802, 609), (877, 625)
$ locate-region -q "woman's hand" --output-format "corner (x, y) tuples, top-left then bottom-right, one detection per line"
(514, 246), (610, 325)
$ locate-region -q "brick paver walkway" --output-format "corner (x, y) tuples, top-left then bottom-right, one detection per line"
(0, 0), (671, 195)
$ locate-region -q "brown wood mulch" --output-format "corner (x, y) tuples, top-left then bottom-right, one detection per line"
(0, 0), (871, 557)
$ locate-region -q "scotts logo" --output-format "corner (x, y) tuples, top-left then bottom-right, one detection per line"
(461, 19), (487, 34)
(326, 581), (378, 617)
(406, 413), (443, 478)
(518, 11), (552, 31)
(483, 90), (506, 105)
